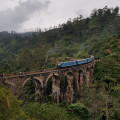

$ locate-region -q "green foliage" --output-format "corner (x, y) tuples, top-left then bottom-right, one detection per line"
(0, 85), (28, 120)
(23, 80), (36, 102)
(101, 76), (116, 86)
(68, 102), (89, 120)
(0, 6), (120, 120)
(74, 50), (89, 59)
(0, 6), (119, 73)
(46, 77), (52, 101)
(23, 103), (79, 120)
(94, 57), (120, 83)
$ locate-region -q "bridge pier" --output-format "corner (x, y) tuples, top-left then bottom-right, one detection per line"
(34, 80), (42, 101)
(86, 68), (90, 87)
(52, 75), (60, 103)
(65, 72), (75, 104)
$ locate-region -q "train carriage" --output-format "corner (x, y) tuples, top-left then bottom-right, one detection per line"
(77, 59), (88, 65)
(87, 55), (94, 62)
(57, 55), (94, 68)
(57, 61), (77, 68)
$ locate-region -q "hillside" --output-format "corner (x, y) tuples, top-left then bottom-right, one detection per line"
(0, 6), (119, 74)
(0, 6), (120, 120)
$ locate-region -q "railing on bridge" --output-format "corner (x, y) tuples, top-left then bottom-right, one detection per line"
(2, 68), (57, 77)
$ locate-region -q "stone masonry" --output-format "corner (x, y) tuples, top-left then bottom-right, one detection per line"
(0, 61), (96, 104)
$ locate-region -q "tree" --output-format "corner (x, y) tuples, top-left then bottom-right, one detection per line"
(113, 6), (119, 16)
(0, 85), (28, 120)
(68, 102), (89, 120)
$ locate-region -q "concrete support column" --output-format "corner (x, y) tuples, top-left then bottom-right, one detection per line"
(34, 80), (42, 101)
(66, 74), (74, 104)
(75, 73), (79, 94)
(52, 76), (60, 103)
(42, 81), (46, 100)
(80, 73), (84, 89)
(90, 69), (94, 76)
(86, 70), (90, 87)
(80, 73), (84, 86)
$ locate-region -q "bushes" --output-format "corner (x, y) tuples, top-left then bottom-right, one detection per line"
(0, 86), (84, 120)
(111, 53), (120, 62)
(0, 85), (28, 120)
(68, 102), (89, 120)
(74, 50), (89, 59)
(23, 103), (79, 120)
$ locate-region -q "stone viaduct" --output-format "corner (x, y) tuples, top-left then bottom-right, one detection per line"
(0, 61), (95, 104)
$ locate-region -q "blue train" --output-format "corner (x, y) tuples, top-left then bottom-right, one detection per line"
(57, 55), (94, 68)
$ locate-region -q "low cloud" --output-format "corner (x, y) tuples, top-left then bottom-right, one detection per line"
(0, 0), (50, 31)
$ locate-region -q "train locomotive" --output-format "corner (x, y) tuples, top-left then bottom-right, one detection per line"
(57, 55), (94, 68)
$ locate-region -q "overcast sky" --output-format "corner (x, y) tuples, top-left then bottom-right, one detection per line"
(0, 0), (120, 32)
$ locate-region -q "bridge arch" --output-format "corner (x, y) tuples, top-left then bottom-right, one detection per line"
(45, 73), (59, 85)
(21, 77), (36, 102)
(65, 71), (74, 77)
(77, 68), (84, 74)
(22, 77), (33, 87)
(33, 77), (43, 87)
(46, 74), (61, 102)
(22, 77), (43, 101)
(22, 77), (43, 87)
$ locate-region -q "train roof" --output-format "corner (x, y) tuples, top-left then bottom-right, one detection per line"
(58, 55), (94, 64)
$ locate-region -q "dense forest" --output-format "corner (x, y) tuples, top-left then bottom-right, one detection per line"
(0, 6), (120, 120)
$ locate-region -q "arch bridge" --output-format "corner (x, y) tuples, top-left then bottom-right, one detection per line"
(0, 61), (95, 104)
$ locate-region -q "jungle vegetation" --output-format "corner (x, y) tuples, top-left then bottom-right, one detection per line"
(0, 6), (120, 120)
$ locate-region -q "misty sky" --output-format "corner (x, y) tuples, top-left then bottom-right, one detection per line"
(0, 0), (120, 32)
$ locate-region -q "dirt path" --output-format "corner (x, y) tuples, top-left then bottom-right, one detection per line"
(107, 49), (112, 55)
(107, 45), (113, 55)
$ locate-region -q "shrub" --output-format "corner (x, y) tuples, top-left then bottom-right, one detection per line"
(23, 103), (78, 120)
(0, 85), (28, 120)
(68, 102), (89, 120)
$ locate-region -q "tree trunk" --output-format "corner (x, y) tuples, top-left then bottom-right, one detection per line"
(106, 93), (109, 120)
